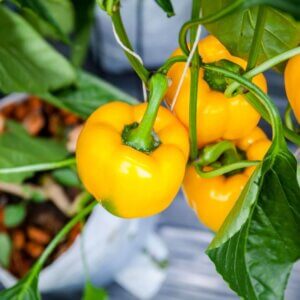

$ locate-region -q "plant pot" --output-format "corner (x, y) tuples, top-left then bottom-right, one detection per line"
(0, 94), (157, 293)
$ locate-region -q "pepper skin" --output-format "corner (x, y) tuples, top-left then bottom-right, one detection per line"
(76, 101), (189, 218)
(183, 127), (271, 232)
(285, 54), (300, 123)
(166, 35), (268, 147)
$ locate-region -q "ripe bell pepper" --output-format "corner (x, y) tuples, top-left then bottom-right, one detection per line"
(285, 54), (300, 123)
(76, 75), (189, 218)
(183, 127), (271, 232)
(166, 35), (267, 147)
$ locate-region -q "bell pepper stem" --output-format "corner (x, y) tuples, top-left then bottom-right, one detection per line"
(246, 6), (267, 71)
(195, 161), (260, 179)
(197, 141), (238, 166)
(124, 73), (169, 152)
(110, 9), (150, 84)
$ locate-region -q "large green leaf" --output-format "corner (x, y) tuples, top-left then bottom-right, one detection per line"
(0, 121), (68, 183)
(71, 0), (95, 67)
(12, 0), (69, 41)
(42, 71), (137, 119)
(0, 6), (76, 94)
(202, 1), (300, 71)
(0, 269), (41, 300)
(22, 0), (75, 40)
(207, 146), (300, 299)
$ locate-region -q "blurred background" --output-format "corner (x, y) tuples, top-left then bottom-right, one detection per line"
(0, 0), (299, 299)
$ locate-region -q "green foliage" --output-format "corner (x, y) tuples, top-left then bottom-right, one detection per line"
(83, 281), (108, 300)
(11, 0), (69, 42)
(52, 168), (81, 187)
(71, 0), (96, 67)
(202, 0), (300, 71)
(207, 146), (300, 300)
(42, 71), (137, 119)
(0, 121), (68, 183)
(22, 0), (75, 40)
(0, 6), (76, 94)
(4, 204), (26, 228)
(155, 0), (175, 17)
(0, 233), (12, 268)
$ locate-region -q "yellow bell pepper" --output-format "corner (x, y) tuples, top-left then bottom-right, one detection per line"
(183, 127), (271, 232)
(76, 101), (189, 218)
(285, 54), (300, 123)
(166, 35), (268, 147)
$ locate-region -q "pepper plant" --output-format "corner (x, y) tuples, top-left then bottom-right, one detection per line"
(0, 0), (300, 299)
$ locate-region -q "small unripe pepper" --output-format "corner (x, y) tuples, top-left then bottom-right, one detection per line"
(166, 35), (268, 147)
(76, 74), (189, 218)
(284, 54), (300, 123)
(183, 127), (271, 232)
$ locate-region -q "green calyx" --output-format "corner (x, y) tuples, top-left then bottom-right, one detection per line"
(122, 73), (168, 154)
(203, 59), (243, 92)
(194, 141), (260, 178)
(122, 122), (161, 153)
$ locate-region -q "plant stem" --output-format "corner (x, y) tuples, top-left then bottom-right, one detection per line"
(225, 46), (300, 97)
(124, 73), (168, 152)
(203, 65), (285, 149)
(179, 0), (244, 55)
(284, 104), (295, 131)
(246, 6), (267, 71)
(111, 10), (150, 84)
(189, 0), (201, 160)
(28, 201), (97, 284)
(195, 160), (260, 178)
(158, 55), (187, 74)
(0, 158), (76, 174)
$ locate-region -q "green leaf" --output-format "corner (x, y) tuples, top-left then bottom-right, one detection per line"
(83, 281), (108, 300)
(12, 0), (69, 42)
(52, 168), (81, 187)
(42, 71), (137, 119)
(155, 0), (175, 17)
(206, 146), (300, 300)
(71, 0), (96, 67)
(0, 6), (76, 94)
(0, 269), (41, 300)
(202, 1), (300, 71)
(0, 121), (68, 183)
(22, 0), (75, 40)
(0, 233), (12, 268)
(4, 204), (26, 228)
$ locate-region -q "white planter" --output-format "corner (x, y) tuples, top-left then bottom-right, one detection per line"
(0, 94), (157, 293)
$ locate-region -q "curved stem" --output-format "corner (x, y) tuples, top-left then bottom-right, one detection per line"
(203, 64), (284, 148)
(195, 160), (260, 179)
(225, 46), (300, 97)
(179, 0), (244, 55)
(24, 201), (96, 290)
(189, 0), (201, 160)
(124, 73), (168, 152)
(111, 10), (150, 84)
(246, 6), (267, 71)
(158, 55), (187, 74)
(0, 158), (76, 174)
(197, 141), (237, 166)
